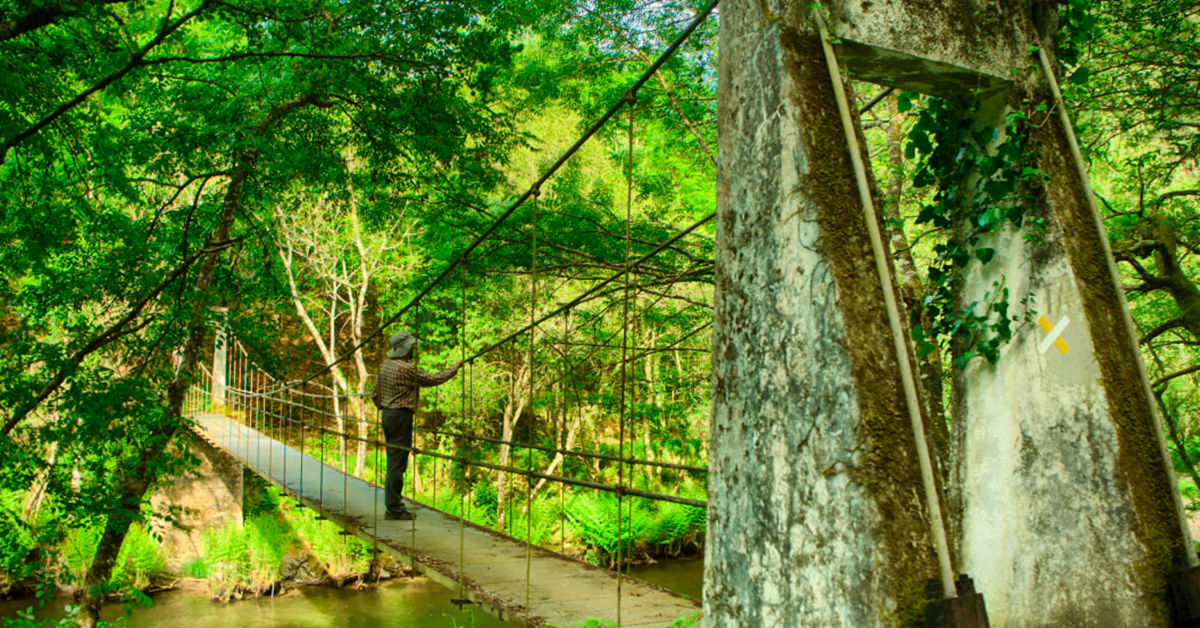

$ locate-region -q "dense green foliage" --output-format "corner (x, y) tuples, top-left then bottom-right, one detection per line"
(1069, 0), (1200, 492)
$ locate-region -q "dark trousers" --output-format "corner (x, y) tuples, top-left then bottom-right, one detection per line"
(381, 407), (414, 514)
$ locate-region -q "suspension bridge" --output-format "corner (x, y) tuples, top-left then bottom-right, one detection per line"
(182, 386), (702, 628)
(169, 5), (723, 626)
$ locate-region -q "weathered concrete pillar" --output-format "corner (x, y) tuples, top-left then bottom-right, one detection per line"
(151, 434), (243, 573)
(951, 80), (1190, 628)
(211, 307), (228, 406)
(705, 2), (942, 625)
(824, 2), (1191, 625)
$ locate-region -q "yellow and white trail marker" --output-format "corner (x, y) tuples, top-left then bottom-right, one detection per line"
(1037, 315), (1071, 355)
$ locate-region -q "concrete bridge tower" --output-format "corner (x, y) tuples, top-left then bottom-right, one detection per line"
(707, 1), (1194, 626)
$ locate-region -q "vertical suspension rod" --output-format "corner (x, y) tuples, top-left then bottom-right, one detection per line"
(525, 188), (539, 623)
(616, 91), (637, 625)
(813, 11), (957, 597)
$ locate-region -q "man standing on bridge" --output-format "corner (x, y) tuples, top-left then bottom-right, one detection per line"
(373, 330), (462, 521)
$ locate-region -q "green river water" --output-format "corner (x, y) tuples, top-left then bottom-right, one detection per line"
(0, 577), (506, 628)
(0, 560), (703, 627)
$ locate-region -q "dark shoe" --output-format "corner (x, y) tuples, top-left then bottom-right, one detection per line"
(385, 509), (415, 521)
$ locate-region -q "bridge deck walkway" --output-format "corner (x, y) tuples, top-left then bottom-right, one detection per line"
(189, 412), (700, 628)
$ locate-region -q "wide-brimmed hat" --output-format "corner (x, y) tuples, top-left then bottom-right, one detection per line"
(387, 330), (416, 359)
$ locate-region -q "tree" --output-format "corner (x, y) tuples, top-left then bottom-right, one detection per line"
(1071, 0), (1200, 485)
(274, 183), (418, 475)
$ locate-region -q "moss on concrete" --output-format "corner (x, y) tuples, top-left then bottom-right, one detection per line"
(780, 19), (940, 626)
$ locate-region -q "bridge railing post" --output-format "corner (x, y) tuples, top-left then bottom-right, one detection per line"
(211, 307), (229, 408)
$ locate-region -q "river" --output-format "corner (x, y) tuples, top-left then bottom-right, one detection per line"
(0, 560), (705, 626)
(0, 577), (508, 628)
(627, 557), (704, 602)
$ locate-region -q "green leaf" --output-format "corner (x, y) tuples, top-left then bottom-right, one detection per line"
(977, 207), (1000, 229)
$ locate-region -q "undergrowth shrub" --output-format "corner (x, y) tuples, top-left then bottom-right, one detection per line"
(201, 519), (248, 600)
(56, 519), (165, 597)
(182, 557), (208, 578)
(288, 507), (369, 580)
(0, 492), (38, 591)
(109, 525), (165, 594)
(645, 484), (706, 557)
(429, 483), (500, 528)
(505, 498), (555, 546)
(244, 515), (290, 591)
(565, 493), (652, 567)
(57, 520), (103, 587)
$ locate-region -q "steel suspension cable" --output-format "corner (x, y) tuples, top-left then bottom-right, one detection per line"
(371, 400), (382, 572)
(341, 387), (349, 520)
(410, 301), (421, 570)
(522, 187), (540, 625)
(467, 211), (715, 364)
(560, 308), (569, 555)
(432, 366), (440, 511)
(217, 376), (710, 510)
(319, 375), (327, 513)
(286, 386), (293, 504)
(248, 368), (713, 476)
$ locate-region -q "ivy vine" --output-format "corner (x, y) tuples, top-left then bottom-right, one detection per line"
(901, 94), (1046, 368)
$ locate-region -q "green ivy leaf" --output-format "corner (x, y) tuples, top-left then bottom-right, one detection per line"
(977, 207), (1000, 229)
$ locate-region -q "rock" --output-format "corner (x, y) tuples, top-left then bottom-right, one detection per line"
(281, 555), (326, 585)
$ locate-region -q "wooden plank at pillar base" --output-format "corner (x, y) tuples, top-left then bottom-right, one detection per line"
(187, 411), (700, 628)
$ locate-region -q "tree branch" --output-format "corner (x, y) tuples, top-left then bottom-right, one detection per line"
(1153, 364), (1200, 390)
(1141, 318), (1185, 344)
(0, 0), (135, 42)
(143, 50), (430, 68)
(78, 91), (332, 626)
(0, 0), (212, 165)
(0, 236), (241, 435)
(1155, 189), (1200, 210)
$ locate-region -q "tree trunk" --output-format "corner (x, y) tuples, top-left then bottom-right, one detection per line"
(78, 95), (326, 628)
(1158, 391), (1200, 497)
(22, 440), (58, 521)
(494, 364), (529, 533)
(527, 406), (584, 505)
(886, 92), (948, 438)
(1149, 216), (1200, 343)
(277, 241), (351, 469)
(1143, 335), (1200, 502)
(78, 166), (243, 628)
(350, 207), (373, 478)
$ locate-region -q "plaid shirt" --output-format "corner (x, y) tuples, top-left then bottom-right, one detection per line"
(372, 358), (458, 409)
